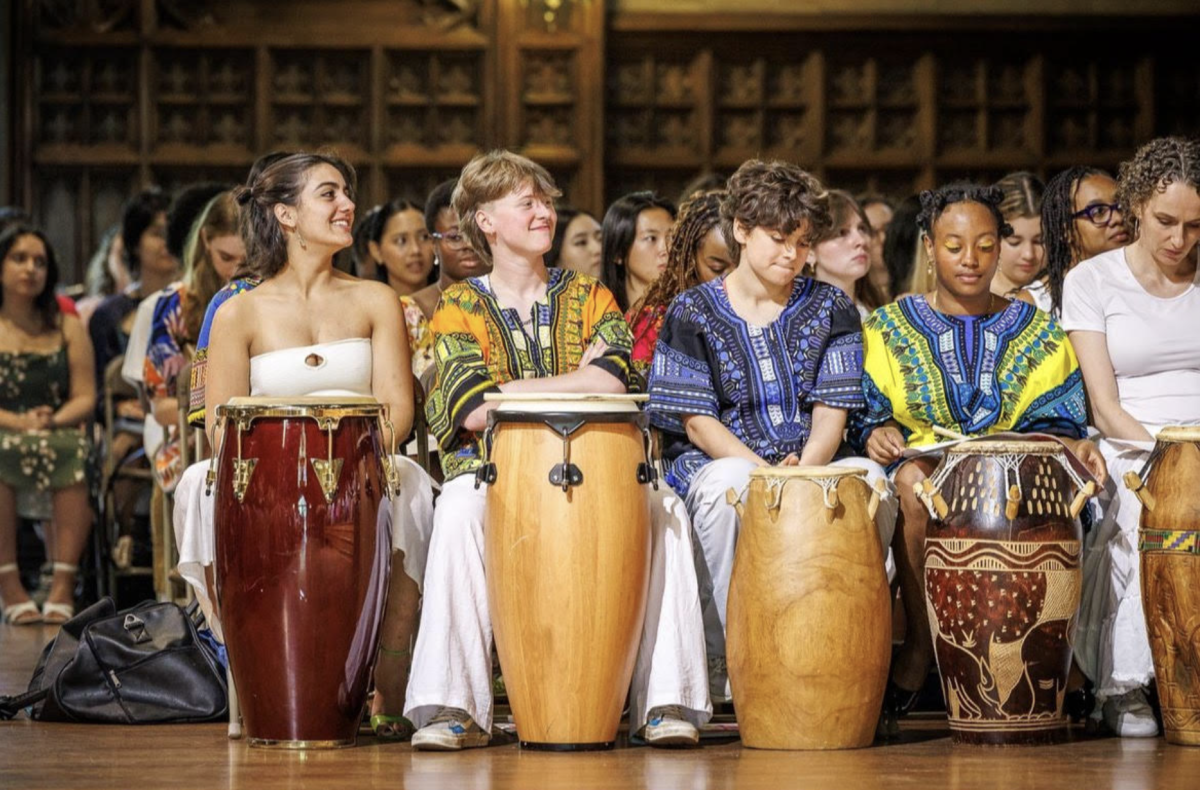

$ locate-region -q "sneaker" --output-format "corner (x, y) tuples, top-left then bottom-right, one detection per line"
(639, 705), (700, 748)
(1102, 689), (1159, 738)
(411, 707), (491, 751)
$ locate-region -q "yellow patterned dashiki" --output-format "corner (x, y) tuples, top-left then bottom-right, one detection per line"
(399, 294), (435, 386)
(848, 295), (1087, 453)
(426, 267), (635, 480)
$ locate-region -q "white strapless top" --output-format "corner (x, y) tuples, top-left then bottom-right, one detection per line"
(249, 337), (372, 398)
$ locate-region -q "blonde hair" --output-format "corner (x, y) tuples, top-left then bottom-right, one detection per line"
(182, 191), (240, 342)
(452, 150), (562, 265)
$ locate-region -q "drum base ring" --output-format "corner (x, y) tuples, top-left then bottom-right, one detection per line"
(248, 737), (357, 750)
(519, 740), (615, 752)
(948, 724), (1067, 747)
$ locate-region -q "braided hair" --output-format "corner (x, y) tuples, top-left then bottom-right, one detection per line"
(639, 190), (726, 314)
(1040, 166), (1108, 317)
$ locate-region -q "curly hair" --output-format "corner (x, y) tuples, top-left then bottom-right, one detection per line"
(1117, 136), (1200, 240)
(916, 183), (1013, 240)
(721, 160), (831, 264)
(1039, 166), (1109, 317)
(639, 190), (726, 314)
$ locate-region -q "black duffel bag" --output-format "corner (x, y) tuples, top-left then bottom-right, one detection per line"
(0, 597), (227, 723)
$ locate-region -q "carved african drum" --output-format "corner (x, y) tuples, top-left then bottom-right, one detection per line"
(1126, 425), (1200, 746)
(918, 438), (1095, 745)
(726, 466), (890, 750)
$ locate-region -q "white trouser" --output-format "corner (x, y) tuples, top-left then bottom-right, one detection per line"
(1076, 437), (1157, 701)
(173, 456), (435, 638)
(405, 474), (713, 732)
(685, 456), (898, 700)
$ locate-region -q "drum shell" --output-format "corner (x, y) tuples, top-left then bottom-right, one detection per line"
(1139, 436), (1200, 747)
(727, 472), (890, 750)
(485, 417), (651, 749)
(214, 411), (390, 747)
(923, 444), (1082, 745)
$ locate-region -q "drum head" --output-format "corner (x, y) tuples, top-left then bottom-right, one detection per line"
(946, 438), (1061, 456)
(218, 396), (383, 420)
(484, 393), (646, 413)
(748, 465), (866, 481)
(1156, 425), (1200, 443)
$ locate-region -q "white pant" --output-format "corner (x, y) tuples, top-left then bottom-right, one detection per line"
(405, 474), (712, 732)
(173, 456), (436, 638)
(685, 456), (898, 700)
(1076, 437), (1157, 701)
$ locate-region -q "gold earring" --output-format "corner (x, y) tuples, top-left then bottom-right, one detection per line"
(296, 228), (307, 250)
(925, 253), (934, 277)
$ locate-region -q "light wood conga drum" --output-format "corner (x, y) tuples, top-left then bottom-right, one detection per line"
(479, 393), (655, 750)
(726, 465), (890, 750)
(1126, 425), (1200, 746)
(212, 397), (395, 748)
(919, 438), (1095, 745)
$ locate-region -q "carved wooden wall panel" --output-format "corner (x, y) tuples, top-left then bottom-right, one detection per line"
(605, 20), (1196, 205)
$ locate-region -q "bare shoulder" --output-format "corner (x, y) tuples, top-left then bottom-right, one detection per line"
(210, 290), (253, 339)
(349, 277), (403, 310)
(60, 312), (87, 344)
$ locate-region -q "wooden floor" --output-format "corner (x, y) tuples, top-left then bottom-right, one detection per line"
(3, 623), (1198, 790)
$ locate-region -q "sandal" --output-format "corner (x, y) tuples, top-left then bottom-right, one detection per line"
(41, 562), (78, 626)
(370, 713), (415, 742)
(0, 563), (41, 625)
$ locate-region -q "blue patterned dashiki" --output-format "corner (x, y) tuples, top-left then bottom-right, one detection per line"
(647, 276), (865, 497)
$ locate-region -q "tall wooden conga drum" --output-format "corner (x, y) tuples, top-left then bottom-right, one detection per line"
(919, 438), (1095, 745)
(480, 393), (654, 750)
(1125, 426), (1200, 746)
(213, 397), (394, 748)
(726, 466), (891, 750)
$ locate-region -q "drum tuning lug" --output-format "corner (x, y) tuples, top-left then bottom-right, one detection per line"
(381, 457), (401, 499)
(232, 458), (258, 503)
(310, 458), (344, 504)
(637, 462), (658, 487)
(205, 466), (217, 496)
(1123, 471), (1156, 512)
(549, 463), (583, 491)
(475, 462), (497, 489)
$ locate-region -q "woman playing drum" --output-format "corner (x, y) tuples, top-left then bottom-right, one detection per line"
(647, 160), (899, 708)
(1067, 137), (1200, 737)
(406, 150), (710, 751)
(849, 183), (1106, 725)
(179, 152), (435, 740)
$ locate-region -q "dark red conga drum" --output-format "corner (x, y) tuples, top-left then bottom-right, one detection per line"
(918, 438), (1095, 745)
(213, 397), (393, 748)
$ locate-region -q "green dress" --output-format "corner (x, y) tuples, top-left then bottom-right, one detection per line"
(0, 346), (88, 492)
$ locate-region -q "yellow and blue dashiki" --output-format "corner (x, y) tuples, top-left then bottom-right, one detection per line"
(847, 295), (1087, 455)
(426, 267), (635, 481)
(646, 277), (865, 497)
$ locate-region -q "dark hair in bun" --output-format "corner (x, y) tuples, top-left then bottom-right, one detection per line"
(916, 183), (1012, 240)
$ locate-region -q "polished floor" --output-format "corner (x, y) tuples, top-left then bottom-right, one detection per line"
(2, 621), (1197, 790)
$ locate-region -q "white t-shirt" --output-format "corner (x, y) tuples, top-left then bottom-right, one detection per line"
(1061, 247), (1200, 429)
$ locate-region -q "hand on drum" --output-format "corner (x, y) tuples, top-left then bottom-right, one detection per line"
(578, 338), (609, 369)
(866, 424), (906, 466)
(777, 452), (800, 467)
(1069, 437), (1108, 486)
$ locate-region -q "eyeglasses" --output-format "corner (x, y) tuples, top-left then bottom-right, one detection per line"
(432, 230), (468, 248)
(1072, 202), (1122, 227)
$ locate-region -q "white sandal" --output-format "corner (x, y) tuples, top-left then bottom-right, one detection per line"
(0, 562), (42, 626)
(42, 562), (78, 626)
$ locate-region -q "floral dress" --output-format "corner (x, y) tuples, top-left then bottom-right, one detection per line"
(0, 345), (87, 492)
